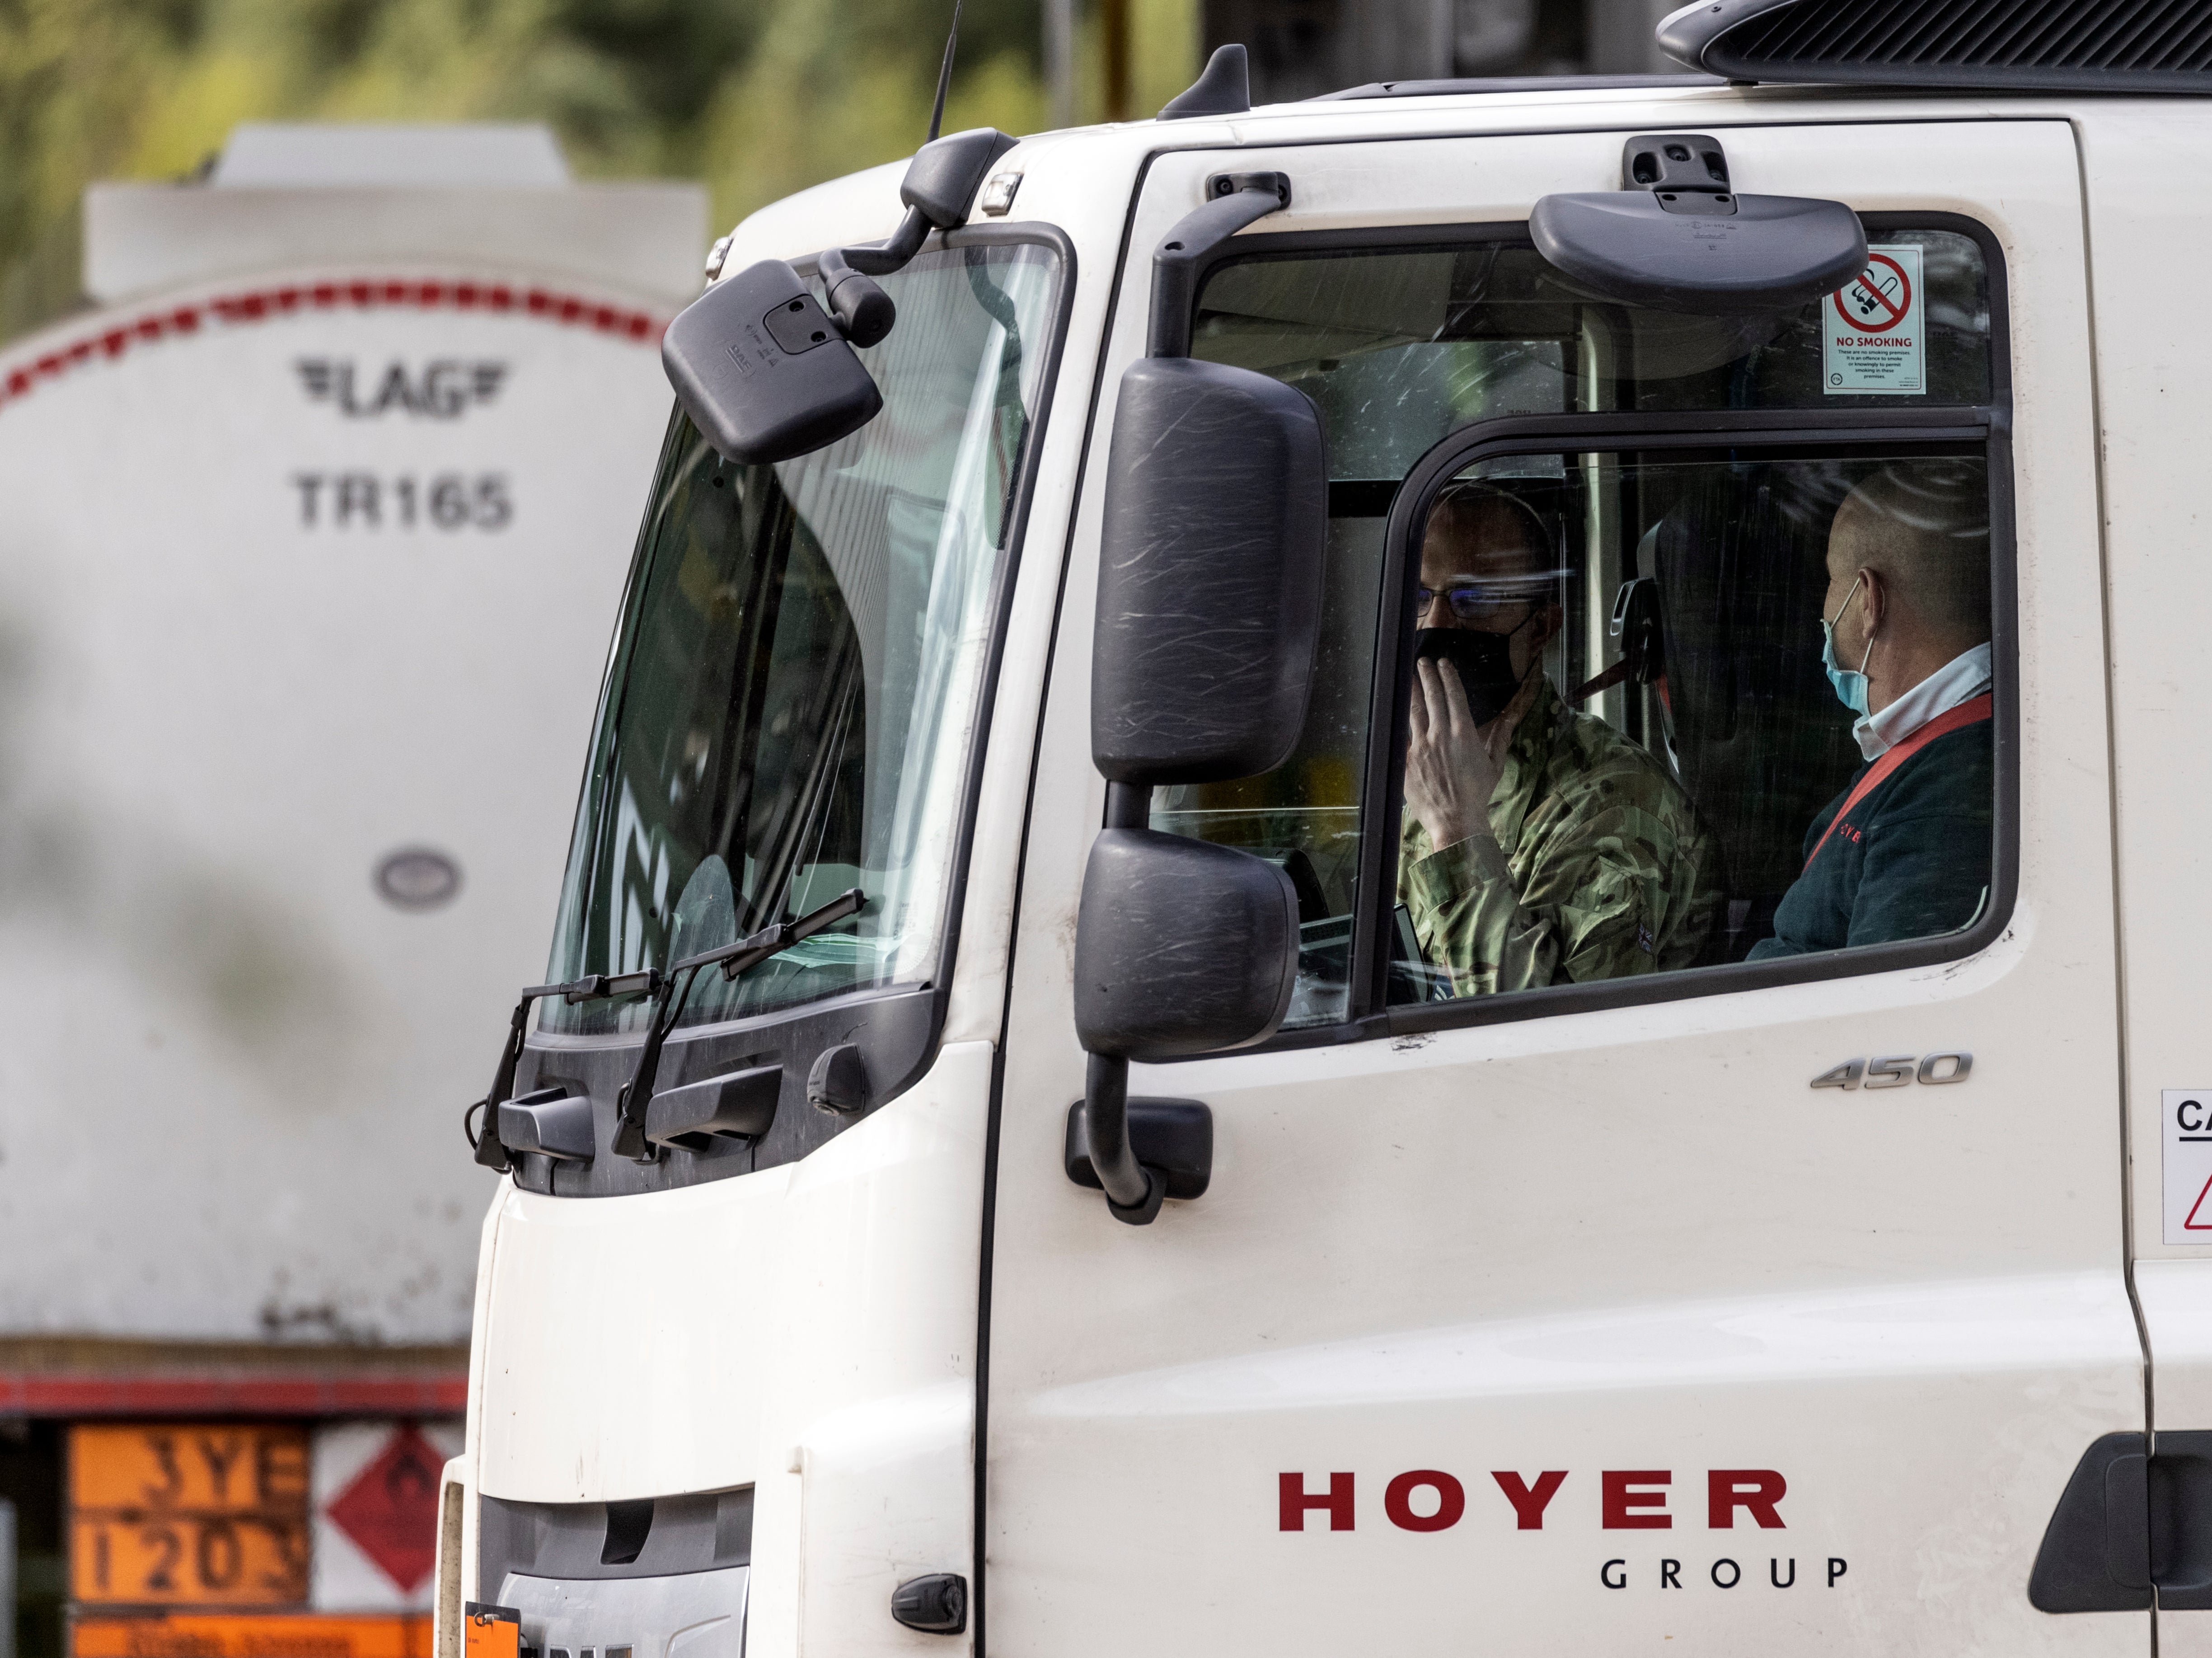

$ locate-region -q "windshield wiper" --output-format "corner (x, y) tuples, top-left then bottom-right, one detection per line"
(466, 970), (662, 1170)
(609, 887), (868, 1161)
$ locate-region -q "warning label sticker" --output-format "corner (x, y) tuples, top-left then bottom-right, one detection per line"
(2163, 1090), (2212, 1243)
(1823, 245), (1925, 396)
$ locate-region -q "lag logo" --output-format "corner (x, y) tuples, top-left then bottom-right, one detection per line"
(295, 357), (507, 418)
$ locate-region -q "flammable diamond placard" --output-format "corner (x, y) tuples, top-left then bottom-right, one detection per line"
(320, 1424), (451, 1600)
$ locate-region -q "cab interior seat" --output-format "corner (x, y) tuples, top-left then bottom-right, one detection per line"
(1647, 464), (1863, 961)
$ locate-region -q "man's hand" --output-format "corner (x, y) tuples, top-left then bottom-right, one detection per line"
(1404, 656), (1538, 850)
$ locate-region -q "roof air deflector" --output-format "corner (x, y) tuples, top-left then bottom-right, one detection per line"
(1658, 0), (2212, 95)
(1312, 71), (1723, 100)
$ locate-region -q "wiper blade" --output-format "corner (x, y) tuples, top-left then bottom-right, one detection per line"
(549, 968), (663, 1003)
(610, 887), (868, 1161)
(464, 971), (664, 1171)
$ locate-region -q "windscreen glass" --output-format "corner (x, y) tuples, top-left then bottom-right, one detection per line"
(545, 242), (1059, 1033)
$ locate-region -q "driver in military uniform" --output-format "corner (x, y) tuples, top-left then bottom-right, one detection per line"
(1400, 484), (1720, 996)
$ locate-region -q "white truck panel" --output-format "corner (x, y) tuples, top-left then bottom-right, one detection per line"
(475, 1041), (993, 1654)
(2081, 113), (2212, 1266)
(982, 115), (2135, 1654)
(2083, 106), (2212, 1646)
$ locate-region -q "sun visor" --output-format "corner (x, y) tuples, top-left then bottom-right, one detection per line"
(1531, 133), (1865, 318)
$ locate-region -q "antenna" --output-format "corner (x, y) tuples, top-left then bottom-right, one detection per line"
(926, 0), (965, 142)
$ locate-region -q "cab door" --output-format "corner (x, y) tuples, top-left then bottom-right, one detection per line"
(985, 116), (2138, 1653)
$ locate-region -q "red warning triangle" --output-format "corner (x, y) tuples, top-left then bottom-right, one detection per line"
(2185, 1173), (2212, 1231)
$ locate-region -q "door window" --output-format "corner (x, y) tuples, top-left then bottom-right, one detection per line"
(1395, 448), (1992, 1003)
(1167, 227), (2005, 1031)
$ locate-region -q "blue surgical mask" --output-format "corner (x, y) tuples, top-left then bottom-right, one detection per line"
(1820, 574), (1875, 717)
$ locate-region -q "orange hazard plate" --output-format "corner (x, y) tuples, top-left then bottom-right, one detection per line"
(462, 1606), (518, 1658)
(72, 1614), (432, 1658)
(69, 1425), (310, 1607)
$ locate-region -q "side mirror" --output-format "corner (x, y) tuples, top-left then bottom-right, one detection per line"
(1073, 829), (1300, 1061)
(1072, 350), (1325, 1226)
(1092, 357), (1326, 781)
(662, 258), (882, 465)
(660, 127), (1017, 466)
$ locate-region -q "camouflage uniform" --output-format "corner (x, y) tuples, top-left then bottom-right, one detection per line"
(1399, 681), (1721, 997)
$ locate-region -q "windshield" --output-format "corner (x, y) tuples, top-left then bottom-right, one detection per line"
(545, 241), (1061, 1034)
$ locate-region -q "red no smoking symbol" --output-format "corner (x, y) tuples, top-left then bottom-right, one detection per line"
(1835, 253), (1912, 333)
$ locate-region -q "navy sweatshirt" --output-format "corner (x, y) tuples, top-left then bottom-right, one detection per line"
(1747, 718), (1994, 959)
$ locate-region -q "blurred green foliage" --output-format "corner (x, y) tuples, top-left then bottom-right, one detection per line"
(0, 0), (1197, 340)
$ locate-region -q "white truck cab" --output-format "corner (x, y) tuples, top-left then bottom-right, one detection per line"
(442, 4), (2212, 1653)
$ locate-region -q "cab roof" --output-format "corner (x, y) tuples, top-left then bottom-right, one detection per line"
(725, 0), (2212, 265)
(725, 68), (2212, 267)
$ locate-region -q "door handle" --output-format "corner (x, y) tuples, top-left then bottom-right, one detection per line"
(2032, 1431), (2212, 1610)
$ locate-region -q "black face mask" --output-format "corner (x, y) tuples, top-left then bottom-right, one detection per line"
(1414, 621), (1528, 726)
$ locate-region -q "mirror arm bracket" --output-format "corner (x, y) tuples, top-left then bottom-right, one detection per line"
(1103, 779), (1151, 830)
(816, 250), (896, 349)
(813, 206), (936, 349)
(1084, 1053), (1166, 1225)
(838, 206), (934, 277)
(1147, 173), (1290, 358)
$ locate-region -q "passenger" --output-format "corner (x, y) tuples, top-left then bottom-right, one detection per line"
(1400, 484), (1720, 995)
(1748, 462), (1992, 959)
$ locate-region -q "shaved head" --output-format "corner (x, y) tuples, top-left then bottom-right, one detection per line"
(1829, 461), (1990, 649)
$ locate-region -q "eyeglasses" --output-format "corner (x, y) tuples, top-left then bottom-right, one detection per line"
(1415, 582), (1542, 624)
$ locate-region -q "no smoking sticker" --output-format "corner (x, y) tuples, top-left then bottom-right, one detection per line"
(1823, 245), (1924, 395)
(2163, 1090), (2212, 1243)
